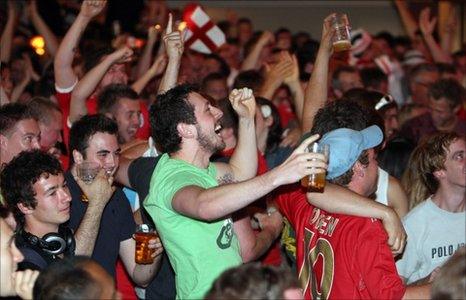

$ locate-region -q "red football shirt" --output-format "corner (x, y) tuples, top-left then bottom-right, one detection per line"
(275, 184), (406, 299)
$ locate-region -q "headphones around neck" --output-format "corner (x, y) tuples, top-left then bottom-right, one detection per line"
(21, 226), (76, 256)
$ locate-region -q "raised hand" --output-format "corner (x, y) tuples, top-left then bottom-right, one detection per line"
(79, 0), (107, 19)
(419, 7), (437, 37)
(257, 31), (275, 47)
(12, 269), (40, 300)
(163, 13), (184, 60)
(75, 168), (115, 208)
(321, 13), (336, 54)
(110, 46), (134, 64)
(283, 53), (300, 85)
(264, 55), (293, 87)
(272, 134), (328, 186)
(229, 88), (256, 119)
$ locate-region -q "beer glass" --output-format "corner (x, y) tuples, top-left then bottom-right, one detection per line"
(301, 142), (329, 193)
(331, 13), (351, 52)
(135, 224), (157, 264)
(76, 161), (100, 185)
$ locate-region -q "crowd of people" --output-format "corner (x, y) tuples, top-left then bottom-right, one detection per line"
(1, 0), (465, 299)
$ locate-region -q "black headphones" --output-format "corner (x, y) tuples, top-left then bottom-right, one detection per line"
(21, 226), (76, 256)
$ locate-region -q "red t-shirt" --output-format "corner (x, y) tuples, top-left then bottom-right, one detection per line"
(275, 184), (406, 299)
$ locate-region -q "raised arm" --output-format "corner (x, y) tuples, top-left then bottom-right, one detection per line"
(439, 4), (458, 54)
(73, 170), (115, 255)
(69, 46), (133, 123)
(172, 135), (326, 221)
(241, 31), (274, 71)
(54, 0), (107, 90)
(307, 183), (407, 255)
(284, 53), (304, 125)
(258, 53), (293, 100)
(419, 7), (453, 64)
(158, 14), (184, 94)
(132, 54), (167, 94)
(27, 1), (58, 57)
(1, 1), (16, 63)
(216, 88), (257, 183)
(135, 27), (159, 79)
(394, 0), (419, 41)
(302, 14), (334, 133)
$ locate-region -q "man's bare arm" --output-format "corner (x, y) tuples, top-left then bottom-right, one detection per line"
(54, 0), (106, 89)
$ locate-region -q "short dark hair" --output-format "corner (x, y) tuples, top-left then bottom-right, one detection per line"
(431, 246), (466, 300)
(310, 100), (371, 186)
(360, 67), (388, 91)
(201, 73), (227, 93)
(332, 66), (359, 90)
(428, 78), (465, 109)
(204, 54), (230, 77)
(0, 150), (62, 229)
(435, 63), (457, 76)
(0, 103), (36, 137)
(233, 70), (264, 92)
(206, 263), (299, 300)
(97, 84), (139, 114)
(150, 84), (198, 154)
(27, 97), (62, 125)
(69, 114), (118, 164)
(33, 256), (103, 300)
(408, 63), (438, 82)
(83, 46), (114, 73)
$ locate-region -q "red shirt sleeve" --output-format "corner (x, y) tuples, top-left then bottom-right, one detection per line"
(136, 101), (151, 140)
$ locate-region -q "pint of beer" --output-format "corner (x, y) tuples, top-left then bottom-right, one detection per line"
(331, 13), (351, 53)
(135, 224), (157, 264)
(301, 142), (329, 193)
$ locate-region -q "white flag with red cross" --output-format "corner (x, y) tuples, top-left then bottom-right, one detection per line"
(182, 4), (225, 54)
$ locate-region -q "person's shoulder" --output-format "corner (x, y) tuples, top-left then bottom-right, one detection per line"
(403, 199), (431, 223)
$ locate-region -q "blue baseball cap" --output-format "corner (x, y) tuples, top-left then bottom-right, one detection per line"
(320, 125), (383, 180)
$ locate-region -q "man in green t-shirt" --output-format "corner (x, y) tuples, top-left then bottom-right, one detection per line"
(145, 84), (326, 299)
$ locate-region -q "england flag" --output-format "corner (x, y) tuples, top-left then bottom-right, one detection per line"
(183, 4), (226, 54)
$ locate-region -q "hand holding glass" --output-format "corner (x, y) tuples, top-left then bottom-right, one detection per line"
(301, 142), (329, 193)
(135, 224), (158, 264)
(331, 13), (351, 52)
(76, 162), (100, 184)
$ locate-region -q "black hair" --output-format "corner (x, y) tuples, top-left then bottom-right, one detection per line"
(201, 73), (228, 93)
(150, 84), (198, 154)
(360, 67), (388, 91)
(97, 84), (139, 114)
(428, 78), (465, 109)
(83, 46), (114, 73)
(204, 53), (230, 77)
(331, 66), (359, 90)
(206, 262), (299, 300)
(374, 31), (395, 48)
(68, 114), (118, 164)
(233, 70), (264, 93)
(0, 150), (62, 229)
(0, 103), (36, 136)
(33, 256), (104, 300)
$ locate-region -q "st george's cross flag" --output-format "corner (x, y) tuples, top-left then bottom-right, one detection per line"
(183, 4), (226, 54)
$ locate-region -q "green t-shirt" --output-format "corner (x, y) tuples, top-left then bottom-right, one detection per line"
(144, 154), (242, 299)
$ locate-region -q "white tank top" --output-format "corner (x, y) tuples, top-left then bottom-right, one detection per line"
(376, 167), (389, 206)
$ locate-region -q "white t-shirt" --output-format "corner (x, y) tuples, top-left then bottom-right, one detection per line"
(375, 167), (389, 206)
(396, 197), (466, 284)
